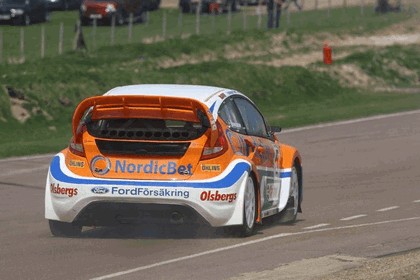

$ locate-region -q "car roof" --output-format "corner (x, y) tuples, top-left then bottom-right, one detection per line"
(105, 84), (227, 102)
(104, 84), (248, 116)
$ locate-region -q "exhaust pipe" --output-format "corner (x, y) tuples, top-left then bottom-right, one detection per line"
(170, 211), (184, 225)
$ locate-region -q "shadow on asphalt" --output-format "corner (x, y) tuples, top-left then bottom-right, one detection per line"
(74, 217), (305, 240)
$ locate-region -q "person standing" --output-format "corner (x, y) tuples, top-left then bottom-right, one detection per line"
(267, 0), (284, 28)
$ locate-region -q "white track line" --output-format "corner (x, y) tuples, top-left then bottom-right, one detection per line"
(303, 223), (330, 230)
(283, 110), (420, 134)
(0, 153), (54, 163)
(1, 166), (49, 177)
(340, 214), (367, 221)
(376, 206), (400, 212)
(90, 217), (420, 280)
(413, 200), (420, 203)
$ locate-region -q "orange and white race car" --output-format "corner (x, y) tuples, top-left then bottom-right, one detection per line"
(45, 84), (302, 237)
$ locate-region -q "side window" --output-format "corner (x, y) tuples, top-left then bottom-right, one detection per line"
(218, 98), (246, 133)
(233, 97), (268, 138)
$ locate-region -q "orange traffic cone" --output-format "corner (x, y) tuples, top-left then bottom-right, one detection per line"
(323, 42), (332, 65)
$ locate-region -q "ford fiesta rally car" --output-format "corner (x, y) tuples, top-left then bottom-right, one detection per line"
(45, 84), (302, 237)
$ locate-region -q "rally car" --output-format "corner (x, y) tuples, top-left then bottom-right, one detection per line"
(45, 84), (302, 237)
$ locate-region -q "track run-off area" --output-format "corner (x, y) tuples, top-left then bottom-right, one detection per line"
(1, 110), (419, 279)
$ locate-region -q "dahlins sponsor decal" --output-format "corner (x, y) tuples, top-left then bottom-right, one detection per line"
(111, 187), (190, 199)
(201, 164), (221, 172)
(200, 190), (237, 203)
(69, 159), (85, 168)
(50, 183), (78, 197)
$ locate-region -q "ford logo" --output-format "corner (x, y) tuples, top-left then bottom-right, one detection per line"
(91, 186), (109, 194)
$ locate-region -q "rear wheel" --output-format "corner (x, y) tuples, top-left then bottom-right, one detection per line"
(49, 220), (82, 237)
(277, 165), (300, 223)
(239, 175), (256, 236)
(23, 14), (31, 26)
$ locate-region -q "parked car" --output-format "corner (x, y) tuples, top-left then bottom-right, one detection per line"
(179, 0), (238, 14)
(79, 0), (159, 25)
(0, 0), (49, 25)
(45, 84), (303, 237)
(46, 0), (81, 10)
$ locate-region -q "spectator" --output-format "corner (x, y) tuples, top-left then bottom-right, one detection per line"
(267, 0), (284, 29)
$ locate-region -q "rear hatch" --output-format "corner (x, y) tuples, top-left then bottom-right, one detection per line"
(73, 95), (218, 180)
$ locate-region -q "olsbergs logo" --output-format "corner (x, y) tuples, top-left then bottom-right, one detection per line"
(50, 183), (78, 197)
(91, 186), (109, 194)
(90, 155), (111, 175)
(200, 190), (237, 203)
(90, 155), (193, 176)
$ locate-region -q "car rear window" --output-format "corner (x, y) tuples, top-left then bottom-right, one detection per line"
(87, 118), (207, 141)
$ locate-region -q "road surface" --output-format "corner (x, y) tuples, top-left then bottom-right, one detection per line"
(0, 110), (419, 279)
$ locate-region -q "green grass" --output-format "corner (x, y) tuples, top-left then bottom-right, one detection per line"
(0, 6), (419, 158)
(337, 45), (420, 87)
(0, 5), (413, 61)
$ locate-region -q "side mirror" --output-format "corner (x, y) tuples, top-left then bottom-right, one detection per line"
(269, 126), (282, 133)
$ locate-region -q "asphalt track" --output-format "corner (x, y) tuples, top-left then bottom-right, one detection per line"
(1, 110), (419, 279)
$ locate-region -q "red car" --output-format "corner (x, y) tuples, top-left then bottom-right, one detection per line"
(79, 0), (159, 25)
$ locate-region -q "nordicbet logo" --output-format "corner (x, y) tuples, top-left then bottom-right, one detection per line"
(90, 155), (193, 176)
(115, 160), (193, 175)
(90, 155), (111, 175)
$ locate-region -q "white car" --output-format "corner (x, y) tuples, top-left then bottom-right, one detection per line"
(45, 84), (303, 237)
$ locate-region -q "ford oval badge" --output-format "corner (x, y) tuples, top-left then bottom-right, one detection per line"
(91, 186), (109, 194)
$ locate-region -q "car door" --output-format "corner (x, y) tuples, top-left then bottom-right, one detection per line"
(232, 97), (281, 214)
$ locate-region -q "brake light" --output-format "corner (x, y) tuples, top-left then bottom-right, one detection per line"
(201, 121), (228, 160)
(69, 125), (86, 157)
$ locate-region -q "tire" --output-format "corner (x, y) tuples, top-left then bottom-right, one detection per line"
(80, 17), (89, 26)
(180, 0), (191, 13)
(277, 164), (301, 223)
(49, 220), (82, 237)
(239, 175), (257, 236)
(115, 11), (124, 25)
(44, 11), (50, 23)
(23, 14), (31, 26)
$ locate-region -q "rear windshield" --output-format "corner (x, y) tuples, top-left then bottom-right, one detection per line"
(87, 118), (207, 141)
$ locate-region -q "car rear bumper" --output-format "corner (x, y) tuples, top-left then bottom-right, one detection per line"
(45, 153), (251, 227)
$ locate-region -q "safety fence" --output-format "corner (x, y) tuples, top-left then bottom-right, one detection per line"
(0, 0), (416, 64)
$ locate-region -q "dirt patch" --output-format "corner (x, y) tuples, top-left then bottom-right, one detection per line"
(230, 249), (420, 280)
(10, 98), (31, 123)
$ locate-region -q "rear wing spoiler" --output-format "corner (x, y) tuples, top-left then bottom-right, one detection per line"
(72, 95), (218, 142)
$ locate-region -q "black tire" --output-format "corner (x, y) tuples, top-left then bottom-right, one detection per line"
(149, 0), (161, 11)
(80, 17), (89, 26)
(49, 220), (82, 237)
(44, 11), (50, 23)
(237, 175), (257, 237)
(180, 0), (191, 13)
(23, 14), (31, 26)
(115, 11), (125, 25)
(277, 164), (301, 223)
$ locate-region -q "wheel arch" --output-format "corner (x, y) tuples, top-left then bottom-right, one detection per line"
(247, 168), (262, 224)
(280, 144), (303, 212)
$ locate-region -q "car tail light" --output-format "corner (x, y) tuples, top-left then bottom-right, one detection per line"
(69, 125), (86, 157)
(201, 121), (228, 160)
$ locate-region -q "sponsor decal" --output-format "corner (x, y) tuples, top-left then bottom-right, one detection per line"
(69, 159), (85, 168)
(115, 160), (192, 175)
(200, 190), (237, 203)
(218, 93), (226, 99)
(90, 155), (193, 176)
(201, 164), (221, 172)
(91, 186), (109, 194)
(111, 187), (189, 199)
(226, 130), (247, 156)
(50, 183), (78, 197)
(90, 155), (111, 175)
